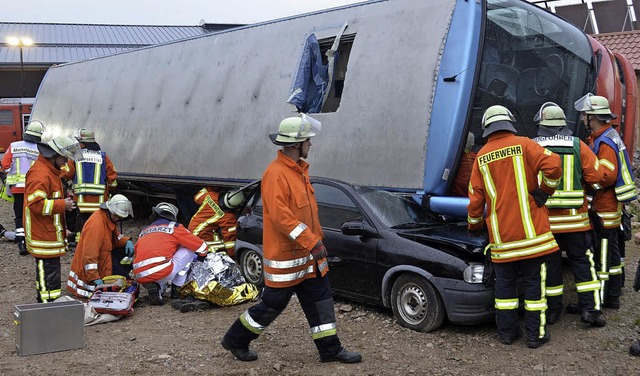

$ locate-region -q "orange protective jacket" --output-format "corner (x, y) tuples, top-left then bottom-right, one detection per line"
(468, 132), (562, 263)
(133, 219), (208, 284)
(588, 126), (623, 229)
(24, 155), (68, 258)
(261, 151), (326, 288)
(67, 209), (131, 298)
(546, 139), (604, 234)
(60, 152), (117, 213)
(188, 188), (238, 255)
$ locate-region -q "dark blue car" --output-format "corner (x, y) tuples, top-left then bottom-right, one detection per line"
(234, 177), (494, 332)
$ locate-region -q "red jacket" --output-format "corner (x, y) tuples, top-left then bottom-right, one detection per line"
(588, 126), (623, 229)
(67, 209), (131, 298)
(188, 188), (238, 255)
(468, 132), (562, 263)
(133, 219), (207, 283)
(261, 151), (326, 288)
(24, 155), (68, 258)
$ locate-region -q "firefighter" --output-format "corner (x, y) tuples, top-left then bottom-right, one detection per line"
(24, 134), (83, 302)
(221, 115), (362, 363)
(468, 105), (562, 348)
(1, 120), (44, 255)
(133, 202), (209, 305)
(188, 187), (244, 257)
(532, 102), (605, 327)
(67, 194), (135, 298)
(60, 128), (118, 241)
(574, 94), (637, 309)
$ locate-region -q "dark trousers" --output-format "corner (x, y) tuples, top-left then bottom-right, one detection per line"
(223, 273), (342, 358)
(494, 257), (547, 341)
(35, 257), (62, 303)
(13, 193), (24, 231)
(111, 246), (132, 277)
(546, 232), (601, 312)
(593, 227), (622, 302)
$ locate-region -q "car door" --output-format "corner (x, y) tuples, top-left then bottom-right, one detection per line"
(312, 181), (380, 302)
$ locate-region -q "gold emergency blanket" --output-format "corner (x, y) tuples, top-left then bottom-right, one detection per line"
(181, 252), (259, 306)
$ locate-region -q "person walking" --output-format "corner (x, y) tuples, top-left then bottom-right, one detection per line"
(532, 102), (605, 327)
(24, 134), (83, 302)
(468, 105), (562, 348)
(1, 120), (44, 255)
(574, 94), (637, 309)
(221, 115), (361, 363)
(67, 194), (135, 298)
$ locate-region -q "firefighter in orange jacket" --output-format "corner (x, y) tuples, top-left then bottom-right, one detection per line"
(221, 115), (361, 364)
(67, 194), (135, 298)
(575, 94), (637, 309)
(532, 103), (605, 327)
(188, 187), (243, 257)
(24, 134), (83, 302)
(60, 129), (118, 241)
(468, 105), (562, 348)
(133, 202), (209, 305)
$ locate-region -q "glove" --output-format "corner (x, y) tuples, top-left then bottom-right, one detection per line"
(531, 188), (550, 208)
(125, 240), (135, 257)
(311, 241), (328, 260)
(93, 279), (103, 285)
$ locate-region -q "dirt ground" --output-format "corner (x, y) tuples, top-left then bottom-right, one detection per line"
(1, 199), (640, 376)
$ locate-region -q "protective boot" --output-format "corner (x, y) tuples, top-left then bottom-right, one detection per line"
(320, 348), (363, 363)
(16, 236), (28, 256)
(581, 310), (606, 327)
(0, 223), (5, 237)
(170, 284), (181, 299)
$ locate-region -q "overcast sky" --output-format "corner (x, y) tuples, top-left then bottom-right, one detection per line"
(3, 0), (366, 25)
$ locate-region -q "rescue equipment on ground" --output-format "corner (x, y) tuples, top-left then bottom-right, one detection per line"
(87, 275), (139, 316)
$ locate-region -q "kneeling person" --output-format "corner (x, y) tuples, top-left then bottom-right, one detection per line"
(67, 194), (135, 298)
(133, 202), (209, 305)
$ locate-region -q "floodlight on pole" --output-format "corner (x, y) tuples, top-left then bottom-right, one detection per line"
(7, 37), (34, 98)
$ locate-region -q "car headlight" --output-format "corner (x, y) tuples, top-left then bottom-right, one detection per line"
(463, 263), (484, 284)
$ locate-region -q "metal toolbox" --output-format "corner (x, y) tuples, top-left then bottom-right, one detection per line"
(14, 299), (85, 356)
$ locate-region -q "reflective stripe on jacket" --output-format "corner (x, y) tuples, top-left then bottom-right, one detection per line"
(262, 151), (325, 288)
(133, 219), (207, 283)
(60, 150), (118, 213)
(533, 135), (583, 208)
(2, 141), (39, 193)
(467, 132), (561, 263)
(188, 188), (238, 255)
(592, 128), (637, 203)
(24, 155), (68, 258)
(67, 209), (130, 298)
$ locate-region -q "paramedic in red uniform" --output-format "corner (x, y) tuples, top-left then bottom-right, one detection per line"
(467, 105), (561, 348)
(221, 115), (361, 363)
(133, 202), (209, 305)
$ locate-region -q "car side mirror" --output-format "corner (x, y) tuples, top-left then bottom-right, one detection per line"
(341, 220), (379, 238)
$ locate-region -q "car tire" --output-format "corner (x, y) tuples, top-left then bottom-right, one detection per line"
(390, 273), (445, 332)
(238, 248), (264, 287)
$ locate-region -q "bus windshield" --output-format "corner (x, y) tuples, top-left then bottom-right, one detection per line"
(469, 0), (593, 144)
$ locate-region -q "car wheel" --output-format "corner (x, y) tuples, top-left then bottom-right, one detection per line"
(390, 273), (445, 332)
(238, 248), (264, 286)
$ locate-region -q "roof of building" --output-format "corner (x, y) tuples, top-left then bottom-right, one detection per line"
(0, 22), (242, 66)
(593, 30), (640, 70)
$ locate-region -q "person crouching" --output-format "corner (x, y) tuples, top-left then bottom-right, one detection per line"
(133, 202), (209, 305)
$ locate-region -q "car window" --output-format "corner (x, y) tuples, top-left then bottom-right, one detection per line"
(313, 183), (365, 229)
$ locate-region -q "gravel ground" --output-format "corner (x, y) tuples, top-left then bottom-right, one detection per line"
(1, 198), (640, 375)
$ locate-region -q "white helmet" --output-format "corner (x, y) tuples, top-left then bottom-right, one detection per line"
(574, 93), (617, 120)
(38, 135), (84, 160)
(25, 120), (45, 137)
(269, 115), (319, 146)
(75, 128), (96, 143)
(100, 194), (134, 218)
(152, 202), (179, 222)
(534, 102), (566, 127)
(481, 105), (517, 137)
(221, 189), (245, 211)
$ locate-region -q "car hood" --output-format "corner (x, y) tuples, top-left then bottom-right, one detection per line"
(396, 222), (487, 258)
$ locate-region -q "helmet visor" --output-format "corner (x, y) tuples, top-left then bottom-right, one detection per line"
(54, 140), (84, 161)
(574, 93), (594, 112)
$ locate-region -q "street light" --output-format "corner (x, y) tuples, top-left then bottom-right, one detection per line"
(7, 37), (34, 99)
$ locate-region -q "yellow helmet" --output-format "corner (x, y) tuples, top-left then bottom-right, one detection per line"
(481, 105), (517, 137)
(534, 102), (566, 127)
(269, 116), (317, 146)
